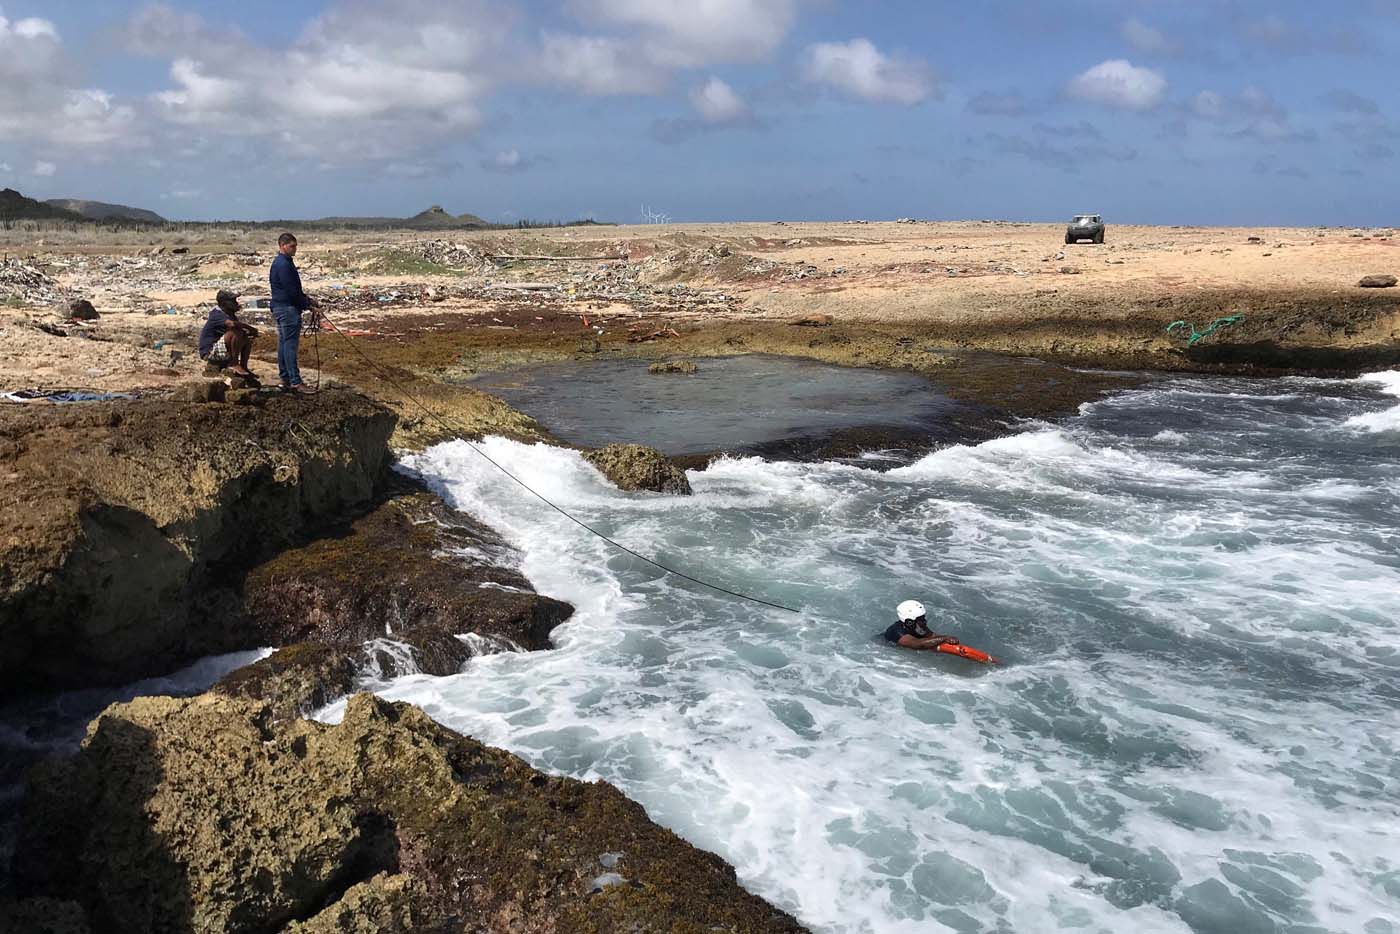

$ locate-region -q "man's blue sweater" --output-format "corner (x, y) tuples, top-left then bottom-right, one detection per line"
(269, 253), (311, 310)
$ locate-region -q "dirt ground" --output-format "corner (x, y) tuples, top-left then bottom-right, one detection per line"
(2, 220), (1396, 426)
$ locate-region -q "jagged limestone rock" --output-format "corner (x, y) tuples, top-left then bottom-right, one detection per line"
(647, 360), (698, 375)
(14, 693), (806, 934)
(583, 443), (692, 495)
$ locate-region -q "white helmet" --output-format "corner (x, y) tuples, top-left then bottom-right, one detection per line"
(897, 600), (926, 623)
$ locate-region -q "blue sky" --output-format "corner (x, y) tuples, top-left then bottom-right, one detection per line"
(2, 1), (1397, 224)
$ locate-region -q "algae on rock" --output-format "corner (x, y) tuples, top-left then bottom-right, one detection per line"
(583, 443), (692, 495)
(14, 693), (807, 933)
(0, 389), (397, 697)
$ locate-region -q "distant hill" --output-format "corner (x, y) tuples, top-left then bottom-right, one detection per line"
(0, 188), (84, 222)
(45, 198), (165, 224)
(300, 206), (489, 230)
(406, 205), (489, 230)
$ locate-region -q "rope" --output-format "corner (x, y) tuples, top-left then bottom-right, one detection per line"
(316, 310), (802, 615)
(1166, 314), (1243, 346)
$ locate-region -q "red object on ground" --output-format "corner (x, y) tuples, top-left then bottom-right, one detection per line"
(937, 643), (999, 665)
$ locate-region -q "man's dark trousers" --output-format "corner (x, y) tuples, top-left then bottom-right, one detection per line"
(272, 304), (303, 387)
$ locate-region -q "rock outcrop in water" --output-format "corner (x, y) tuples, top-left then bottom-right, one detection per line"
(583, 443), (693, 495)
(0, 390), (396, 697)
(215, 483), (574, 718)
(9, 692), (806, 934)
(647, 359), (698, 374)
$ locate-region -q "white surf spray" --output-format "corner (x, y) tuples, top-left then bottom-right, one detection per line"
(1344, 370), (1400, 433)
(318, 377), (1400, 933)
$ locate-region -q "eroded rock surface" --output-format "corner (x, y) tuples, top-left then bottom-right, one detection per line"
(0, 389), (396, 696)
(647, 359), (698, 374)
(237, 484), (567, 651)
(583, 443), (692, 495)
(13, 693), (806, 934)
(215, 484), (573, 718)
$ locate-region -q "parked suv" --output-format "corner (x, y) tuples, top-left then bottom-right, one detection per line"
(1065, 214), (1105, 244)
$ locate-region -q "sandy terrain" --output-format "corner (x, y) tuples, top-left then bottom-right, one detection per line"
(1, 220), (1396, 411)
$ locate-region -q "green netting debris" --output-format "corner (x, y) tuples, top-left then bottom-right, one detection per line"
(1166, 314), (1243, 345)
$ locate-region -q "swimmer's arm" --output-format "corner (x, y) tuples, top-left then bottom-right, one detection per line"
(899, 634), (959, 650)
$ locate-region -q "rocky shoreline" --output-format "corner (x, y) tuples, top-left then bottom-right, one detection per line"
(0, 382), (814, 931)
(2, 219), (1396, 931)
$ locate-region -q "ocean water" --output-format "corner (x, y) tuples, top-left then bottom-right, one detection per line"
(467, 354), (965, 455)
(321, 371), (1400, 934)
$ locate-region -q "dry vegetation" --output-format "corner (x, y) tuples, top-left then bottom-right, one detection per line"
(1, 220), (1396, 407)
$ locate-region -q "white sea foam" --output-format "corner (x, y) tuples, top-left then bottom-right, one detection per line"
(1345, 406), (1400, 433)
(334, 377), (1400, 934)
(1357, 370), (1400, 396)
(1344, 369), (1400, 433)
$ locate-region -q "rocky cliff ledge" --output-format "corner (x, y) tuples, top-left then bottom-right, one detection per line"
(0, 390), (396, 696)
(8, 692), (806, 933)
(215, 481), (574, 719)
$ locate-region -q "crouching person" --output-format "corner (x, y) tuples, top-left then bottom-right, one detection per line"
(198, 289), (260, 384)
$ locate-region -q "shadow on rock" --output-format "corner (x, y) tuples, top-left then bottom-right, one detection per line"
(12, 714), (193, 933)
(8, 693), (806, 933)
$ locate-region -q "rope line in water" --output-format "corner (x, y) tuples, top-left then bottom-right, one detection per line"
(316, 310), (803, 615)
(1166, 314), (1244, 346)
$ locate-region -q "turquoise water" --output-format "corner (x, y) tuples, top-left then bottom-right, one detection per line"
(323, 371), (1400, 933)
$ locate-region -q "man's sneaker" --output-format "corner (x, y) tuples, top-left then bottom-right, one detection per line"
(294, 384), (319, 396)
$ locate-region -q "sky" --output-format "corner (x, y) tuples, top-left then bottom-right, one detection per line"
(1, 1), (1398, 225)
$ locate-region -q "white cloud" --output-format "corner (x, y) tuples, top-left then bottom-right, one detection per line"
(1066, 59), (1166, 112)
(1191, 87), (1289, 123)
(538, 34), (669, 95)
(540, 0), (795, 95)
(690, 76), (749, 123)
(566, 0), (796, 67)
(491, 149), (522, 170)
(32, 160), (55, 176)
(0, 162), (12, 173)
(801, 38), (935, 105)
(1238, 86), (1285, 120)
(479, 148), (544, 174)
(1121, 18), (1180, 57)
(137, 1), (511, 161)
(0, 11), (64, 105)
(1192, 90), (1226, 119)
(0, 12), (138, 149)
(11, 16), (56, 40)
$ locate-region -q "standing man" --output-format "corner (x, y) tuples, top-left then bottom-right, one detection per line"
(269, 232), (319, 395)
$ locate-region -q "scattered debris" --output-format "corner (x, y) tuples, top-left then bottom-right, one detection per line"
(0, 257), (63, 305)
(486, 282), (558, 293)
(1166, 314), (1244, 346)
(627, 326), (680, 343)
(488, 252), (629, 262)
(69, 299), (99, 320)
(589, 873), (628, 894)
(1, 388), (135, 404)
